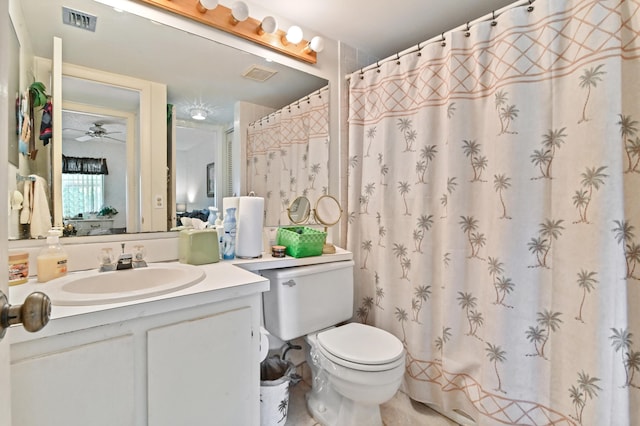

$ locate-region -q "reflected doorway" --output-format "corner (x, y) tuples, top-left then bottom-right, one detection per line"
(61, 107), (134, 235)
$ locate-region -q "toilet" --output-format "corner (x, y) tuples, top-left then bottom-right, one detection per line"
(261, 260), (405, 426)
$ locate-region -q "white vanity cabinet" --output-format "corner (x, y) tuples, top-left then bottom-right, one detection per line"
(147, 306), (254, 426)
(6, 242), (353, 426)
(9, 291), (262, 426)
(12, 334), (136, 426)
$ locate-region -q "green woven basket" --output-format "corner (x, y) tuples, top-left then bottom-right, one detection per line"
(276, 226), (326, 258)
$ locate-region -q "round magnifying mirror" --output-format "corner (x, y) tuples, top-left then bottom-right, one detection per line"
(314, 195), (342, 226)
(287, 196), (311, 224)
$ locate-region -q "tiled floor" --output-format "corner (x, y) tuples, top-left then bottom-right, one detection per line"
(284, 380), (461, 426)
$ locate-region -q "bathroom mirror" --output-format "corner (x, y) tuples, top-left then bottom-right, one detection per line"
(315, 195), (342, 254)
(314, 195), (342, 227)
(287, 196), (311, 224)
(8, 0), (328, 240)
(287, 195), (342, 226)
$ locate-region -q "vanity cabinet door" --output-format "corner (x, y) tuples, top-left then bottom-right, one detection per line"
(11, 335), (135, 426)
(147, 306), (256, 426)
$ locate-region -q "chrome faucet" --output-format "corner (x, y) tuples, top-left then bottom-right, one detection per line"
(99, 244), (147, 272)
(116, 243), (133, 270)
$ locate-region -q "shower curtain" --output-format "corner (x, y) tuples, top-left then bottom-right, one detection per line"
(347, 1), (640, 424)
(247, 86), (329, 226)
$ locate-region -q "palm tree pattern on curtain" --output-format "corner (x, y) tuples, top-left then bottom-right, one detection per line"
(346, 1), (640, 424)
(247, 87), (329, 226)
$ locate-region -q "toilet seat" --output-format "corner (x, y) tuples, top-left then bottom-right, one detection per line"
(316, 323), (404, 372)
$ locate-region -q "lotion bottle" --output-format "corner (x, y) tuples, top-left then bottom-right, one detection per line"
(37, 229), (68, 283)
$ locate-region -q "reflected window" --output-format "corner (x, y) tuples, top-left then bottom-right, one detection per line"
(62, 174), (104, 218)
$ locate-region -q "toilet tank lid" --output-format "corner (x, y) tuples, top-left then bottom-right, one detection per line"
(317, 322), (404, 365)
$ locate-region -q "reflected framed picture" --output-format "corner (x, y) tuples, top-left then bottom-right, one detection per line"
(206, 162), (215, 198)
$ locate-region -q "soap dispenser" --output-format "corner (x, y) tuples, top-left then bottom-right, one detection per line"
(37, 229), (68, 282)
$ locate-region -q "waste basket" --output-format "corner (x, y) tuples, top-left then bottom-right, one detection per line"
(260, 355), (300, 425)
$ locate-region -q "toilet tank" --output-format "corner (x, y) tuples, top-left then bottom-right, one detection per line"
(261, 260), (354, 341)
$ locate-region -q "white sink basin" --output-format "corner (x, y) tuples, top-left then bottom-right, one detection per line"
(47, 263), (206, 306)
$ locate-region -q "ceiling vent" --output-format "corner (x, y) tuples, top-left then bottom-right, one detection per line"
(62, 7), (97, 32)
(241, 65), (278, 82)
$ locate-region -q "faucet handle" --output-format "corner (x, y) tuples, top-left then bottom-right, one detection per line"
(132, 245), (148, 268)
(98, 248), (116, 272)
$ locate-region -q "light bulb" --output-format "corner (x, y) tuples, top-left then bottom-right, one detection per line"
(191, 108), (207, 120)
(258, 16), (278, 35)
(308, 36), (325, 53)
(196, 0), (218, 13)
(230, 1), (249, 24)
(283, 25), (303, 45)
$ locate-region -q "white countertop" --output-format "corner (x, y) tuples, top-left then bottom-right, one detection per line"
(8, 247), (353, 344)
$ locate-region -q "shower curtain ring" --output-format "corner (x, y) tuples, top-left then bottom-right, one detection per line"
(417, 42), (422, 56)
(465, 22), (471, 37)
(359, 68), (364, 79)
(441, 32), (446, 47)
(396, 53), (401, 65)
(527, 0), (535, 12)
(376, 61), (381, 73)
(491, 11), (497, 26)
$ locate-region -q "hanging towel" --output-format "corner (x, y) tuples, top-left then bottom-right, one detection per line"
(19, 180), (32, 225)
(19, 175), (51, 238)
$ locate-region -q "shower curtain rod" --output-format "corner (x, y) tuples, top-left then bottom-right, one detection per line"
(252, 85), (329, 126)
(346, 0), (535, 80)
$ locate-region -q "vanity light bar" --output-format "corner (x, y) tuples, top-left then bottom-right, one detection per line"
(62, 7), (98, 32)
(135, 0), (318, 64)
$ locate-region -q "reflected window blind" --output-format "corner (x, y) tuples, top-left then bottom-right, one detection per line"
(62, 174), (104, 217)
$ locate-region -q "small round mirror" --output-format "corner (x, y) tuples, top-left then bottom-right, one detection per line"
(314, 195), (342, 226)
(288, 196), (311, 224)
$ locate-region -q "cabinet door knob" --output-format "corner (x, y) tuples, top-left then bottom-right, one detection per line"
(0, 290), (51, 340)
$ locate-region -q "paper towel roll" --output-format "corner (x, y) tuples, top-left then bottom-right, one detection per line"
(235, 196), (264, 258)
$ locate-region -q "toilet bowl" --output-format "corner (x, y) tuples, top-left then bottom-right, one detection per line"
(305, 323), (405, 426)
(260, 260), (405, 426)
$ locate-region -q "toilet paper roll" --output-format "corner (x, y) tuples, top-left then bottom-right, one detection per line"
(236, 196), (264, 258)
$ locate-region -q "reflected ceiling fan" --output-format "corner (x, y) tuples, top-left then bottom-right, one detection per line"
(73, 122), (123, 142)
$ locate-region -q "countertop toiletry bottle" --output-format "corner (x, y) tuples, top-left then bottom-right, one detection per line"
(215, 224), (224, 260)
(8, 251), (29, 285)
(208, 206), (218, 227)
(222, 207), (236, 260)
(37, 229), (68, 283)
